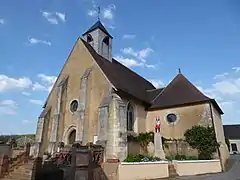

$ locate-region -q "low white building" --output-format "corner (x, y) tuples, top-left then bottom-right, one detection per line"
(224, 125), (240, 154)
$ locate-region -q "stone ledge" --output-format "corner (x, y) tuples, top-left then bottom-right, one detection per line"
(120, 161), (168, 165)
(173, 159), (220, 163)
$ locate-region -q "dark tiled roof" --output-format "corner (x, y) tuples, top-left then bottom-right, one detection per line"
(82, 20), (113, 38)
(81, 39), (155, 104)
(147, 88), (164, 102)
(224, 125), (240, 139)
(82, 38), (223, 114)
(149, 73), (223, 114)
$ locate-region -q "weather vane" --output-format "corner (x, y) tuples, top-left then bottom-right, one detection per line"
(178, 68), (181, 74)
(97, 6), (101, 20)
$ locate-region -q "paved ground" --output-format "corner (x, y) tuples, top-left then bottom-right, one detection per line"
(176, 155), (240, 180)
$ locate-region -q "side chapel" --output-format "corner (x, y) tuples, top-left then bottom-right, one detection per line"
(34, 20), (229, 163)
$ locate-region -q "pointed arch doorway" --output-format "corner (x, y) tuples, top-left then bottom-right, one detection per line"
(68, 129), (76, 145)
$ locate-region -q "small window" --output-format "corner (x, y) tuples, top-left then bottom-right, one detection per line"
(103, 36), (109, 46)
(231, 143), (238, 152)
(127, 103), (134, 131)
(87, 34), (93, 43)
(70, 100), (78, 113)
(166, 113), (177, 123)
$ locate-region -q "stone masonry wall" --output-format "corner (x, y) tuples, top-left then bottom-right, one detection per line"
(146, 103), (213, 139)
(41, 39), (110, 152)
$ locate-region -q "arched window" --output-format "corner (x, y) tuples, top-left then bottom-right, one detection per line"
(127, 103), (134, 131)
(68, 130), (76, 145)
(102, 36), (109, 45)
(87, 34), (93, 43)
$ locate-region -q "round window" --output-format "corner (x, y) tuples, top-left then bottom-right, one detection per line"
(70, 100), (78, 113)
(166, 113), (177, 123)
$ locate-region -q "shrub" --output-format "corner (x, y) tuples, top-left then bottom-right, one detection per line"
(184, 125), (219, 160)
(166, 154), (198, 161)
(123, 154), (161, 162)
(175, 154), (186, 160)
(128, 132), (154, 154)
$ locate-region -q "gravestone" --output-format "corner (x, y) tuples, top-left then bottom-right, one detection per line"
(154, 133), (165, 159)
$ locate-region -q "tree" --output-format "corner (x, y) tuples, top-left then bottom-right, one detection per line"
(184, 125), (219, 160)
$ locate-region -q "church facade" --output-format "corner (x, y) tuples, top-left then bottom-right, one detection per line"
(34, 21), (229, 163)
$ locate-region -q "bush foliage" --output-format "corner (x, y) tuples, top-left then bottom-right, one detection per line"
(124, 154), (161, 162)
(184, 125), (219, 160)
(128, 132), (154, 154)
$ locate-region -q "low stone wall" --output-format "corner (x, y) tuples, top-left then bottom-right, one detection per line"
(172, 159), (222, 176)
(118, 161), (169, 180)
(163, 141), (198, 157)
(0, 145), (12, 158)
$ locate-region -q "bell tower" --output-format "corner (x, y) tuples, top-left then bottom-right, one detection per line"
(82, 20), (113, 62)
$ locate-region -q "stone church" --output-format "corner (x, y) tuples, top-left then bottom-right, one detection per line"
(34, 20), (229, 162)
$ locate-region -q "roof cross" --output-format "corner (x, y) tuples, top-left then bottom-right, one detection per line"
(97, 6), (101, 20)
(178, 68), (181, 74)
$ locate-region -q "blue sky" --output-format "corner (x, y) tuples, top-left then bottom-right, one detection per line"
(0, 0), (240, 135)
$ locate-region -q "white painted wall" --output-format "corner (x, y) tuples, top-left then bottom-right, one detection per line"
(229, 139), (240, 154)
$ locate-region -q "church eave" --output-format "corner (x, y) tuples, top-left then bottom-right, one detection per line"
(147, 99), (223, 115)
(82, 20), (113, 38)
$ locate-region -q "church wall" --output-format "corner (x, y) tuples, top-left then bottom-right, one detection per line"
(146, 103), (212, 139)
(86, 63), (111, 143)
(211, 105), (229, 170)
(135, 103), (148, 133)
(42, 39), (110, 151)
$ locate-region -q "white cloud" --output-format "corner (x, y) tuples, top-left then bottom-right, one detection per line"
(108, 25), (116, 30)
(121, 47), (138, 57)
(123, 34), (136, 39)
(219, 101), (235, 112)
(88, 9), (98, 17)
(0, 19), (4, 24)
(213, 72), (228, 80)
(22, 92), (31, 96)
(29, 99), (43, 105)
(37, 74), (57, 92)
(103, 4), (116, 20)
(145, 64), (156, 68)
(149, 79), (164, 88)
(0, 100), (18, 115)
(41, 11), (66, 24)
(0, 75), (32, 93)
(32, 82), (47, 91)
(138, 48), (154, 60)
(28, 38), (51, 46)
(55, 12), (66, 22)
(121, 47), (154, 62)
(114, 56), (144, 68)
(232, 67), (240, 73)
(212, 80), (240, 95)
(195, 67), (240, 122)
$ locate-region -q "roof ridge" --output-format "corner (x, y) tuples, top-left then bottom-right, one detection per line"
(151, 74), (180, 103)
(146, 87), (164, 92)
(151, 73), (210, 104)
(179, 73), (210, 99)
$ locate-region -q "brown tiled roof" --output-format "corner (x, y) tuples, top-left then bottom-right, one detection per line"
(81, 38), (223, 114)
(223, 125), (240, 139)
(81, 39), (156, 104)
(147, 88), (164, 102)
(149, 73), (223, 114)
